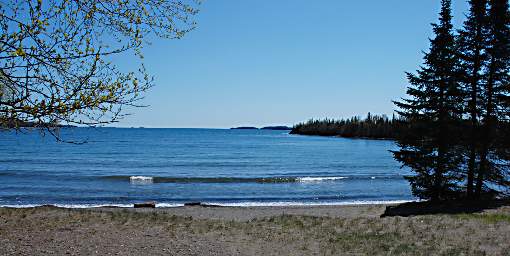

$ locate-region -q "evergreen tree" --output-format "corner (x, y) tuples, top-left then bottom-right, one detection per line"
(290, 114), (398, 139)
(393, 0), (464, 200)
(475, 0), (510, 196)
(457, 0), (489, 198)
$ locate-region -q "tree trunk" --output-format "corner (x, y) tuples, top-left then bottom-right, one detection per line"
(476, 61), (495, 196)
(467, 145), (476, 197)
(435, 78), (447, 201)
(467, 49), (482, 198)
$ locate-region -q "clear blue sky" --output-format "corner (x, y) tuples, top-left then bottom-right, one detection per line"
(117, 0), (469, 128)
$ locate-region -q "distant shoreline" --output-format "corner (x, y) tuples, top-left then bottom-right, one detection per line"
(231, 126), (292, 130)
(290, 133), (396, 141)
(291, 115), (399, 140)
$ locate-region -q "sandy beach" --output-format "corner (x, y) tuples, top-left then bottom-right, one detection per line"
(1, 203), (509, 255)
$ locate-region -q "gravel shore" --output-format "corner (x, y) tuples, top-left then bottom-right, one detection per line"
(1, 204), (509, 255)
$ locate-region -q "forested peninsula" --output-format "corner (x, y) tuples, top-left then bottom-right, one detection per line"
(290, 114), (400, 140)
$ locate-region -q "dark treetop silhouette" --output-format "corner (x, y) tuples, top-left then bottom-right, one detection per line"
(393, 0), (510, 201)
(291, 113), (400, 140)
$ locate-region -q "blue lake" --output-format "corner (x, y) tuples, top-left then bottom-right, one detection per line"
(0, 128), (414, 207)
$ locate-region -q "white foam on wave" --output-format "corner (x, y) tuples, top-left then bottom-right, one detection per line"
(0, 200), (418, 209)
(130, 176), (153, 184)
(0, 203), (184, 208)
(297, 177), (347, 182)
(210, 200), (416, 207)
(156, 203), (184, 208)
(0, 203), (133, 208)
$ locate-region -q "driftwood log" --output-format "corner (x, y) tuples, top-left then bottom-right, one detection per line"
(134, 201), (156, 208)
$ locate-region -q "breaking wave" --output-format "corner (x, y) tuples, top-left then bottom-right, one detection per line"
(0, 200), (416, 208)
(98, 175), (403, 184)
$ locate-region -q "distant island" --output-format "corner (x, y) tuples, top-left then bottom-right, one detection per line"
(290, 113), (399, 140)
(231, 126), (292, 130)
(260, 126), (292, 130)
(230, 126), (258, 130)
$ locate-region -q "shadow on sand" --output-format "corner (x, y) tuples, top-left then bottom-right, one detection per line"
(381, 199), (510, 217)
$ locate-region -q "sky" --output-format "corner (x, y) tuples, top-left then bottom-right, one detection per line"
(116, 0), (470, 128)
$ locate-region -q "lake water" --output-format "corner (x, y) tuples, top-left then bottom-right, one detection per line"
(0, 128), (414, 207)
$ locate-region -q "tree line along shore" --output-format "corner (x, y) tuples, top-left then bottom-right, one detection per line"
(290, 114), (399, 139)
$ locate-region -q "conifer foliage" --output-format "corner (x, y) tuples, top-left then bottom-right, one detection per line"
(475, 0), (510, 196)
(290, 114), (399, 139)
(393, 0), (464, 200)
(395, 0), (510, 200)
(457, 0), (488, 198)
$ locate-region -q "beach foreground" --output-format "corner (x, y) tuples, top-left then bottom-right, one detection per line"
(1, 204), (509, 255)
